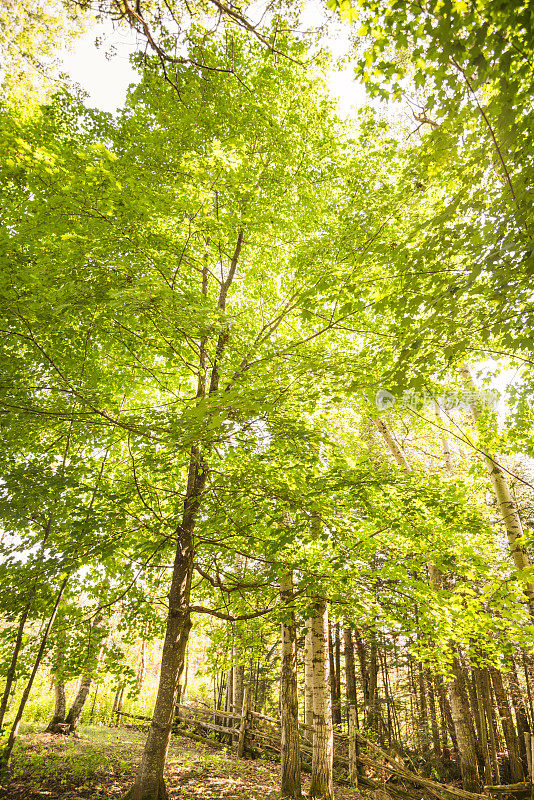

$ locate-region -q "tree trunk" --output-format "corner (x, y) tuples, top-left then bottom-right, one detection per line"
(426, 669), (441, 758)
(137, 626), (148, 692)
(490, 666), (524, 782)
(344, 627), (359, 783)
(304, 621), (314, 740)
(449, 657), (481, 792)
(1, 575), (69, 769)
(0, 605), (30, 733)
(418, 660), (430, 755)
(125, 449), (207, 800)
(234, 665), (245, 716)
(334, 623), (341, 726)
(328, 623), (338, 727)
(474, 667), (496, 785)
(64, 673), (93, 732)
(367, 636), (379, 736)
(508, 656), (530, 769)
(46, 682), (67, 732)
(461, 364), (534, 619)
(280, 569), (302, 799)
(309, 598), (334, 800)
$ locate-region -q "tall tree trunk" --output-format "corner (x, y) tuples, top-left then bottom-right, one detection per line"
(461, 364), (534, 620)
(344, 627), (359, 783)
(225, 664), (234, 713)
(334, 623), (341, 726)
(449, 657), (481, 792)
(418, 660), (430, 755)
(426, 669), (441, 758)
(125, 449), (207, 800)
(436, 673), (459, 755)
(354, 629), (370, 710)
(309, 598), (334, 800)
(490, 666), (524, 782)
(474, 667), (497, 785)
(1, 575), (69, 770)
(367, 636), (379, 736)
(507, 656), (530, 769)
(137, 625), (148, 692)
(0, 606), (30, 733)
(280, 569), (302, 799)
(304, 621), (314, 740)
(125, 229), (242, 800)
(328, 623), (338, 727)
(233, 665), (245, 716)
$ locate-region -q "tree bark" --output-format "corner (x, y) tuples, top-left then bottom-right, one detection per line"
(490, 666), (524, 782)
(461, 364), (534, 620)
(125, 448), (208, 800)
(344, 627), (359, 784)
(280, 569), (302, 799)
(309, 598), (334, 800)
(508, 656), (530, 769)
(46, 682), (67, 732)
(426, 669), (441, 758)
(0, 605), (30, 733)
(1, 575), (69, 769)
(233, 665), (245, 716)
(304, 621), (314, 741)
(449, 657), (481, 792)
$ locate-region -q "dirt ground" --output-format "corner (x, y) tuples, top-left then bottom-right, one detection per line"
(0, 724), (368, 799)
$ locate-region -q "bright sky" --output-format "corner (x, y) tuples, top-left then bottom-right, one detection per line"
(59, 12), (367, 115)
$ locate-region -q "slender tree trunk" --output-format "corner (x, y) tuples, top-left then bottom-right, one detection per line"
(508, 656), (530, 769)
(418, 660), (430, 755)
(304, 621), (314, 740)
(334, 623), (341, 726)
(481, 668), (502, 782)
(461, 364), (534, 620)
(225, 664), (234, 713)
(328, 623), (338, 727)
(474, 667), (495, 785)
(137, 625), (148, 692)
(449, 657), (481, 792)
(490, 666), (524, 782)
(368, 636), (379, 736)
(309, 598), (333, 800)
(1, 575), (69, 770)
(280, 569), (302, 799)
(426, 669), (441, 758)
(125, 449), (207, 800)
(344, 627), (359, 783)
(436, 673), (459, 755)
(0, 605), (30, 733)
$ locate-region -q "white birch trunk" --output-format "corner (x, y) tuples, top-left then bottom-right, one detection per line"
(460, 363), (534, 619)
(310, 598), (334, 800)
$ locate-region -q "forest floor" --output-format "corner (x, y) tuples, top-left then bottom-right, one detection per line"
(0, 724), (368, 799)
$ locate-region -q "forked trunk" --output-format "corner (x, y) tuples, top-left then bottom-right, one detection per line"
(64, 674), (93, 732)
(46, 682), (67, 732)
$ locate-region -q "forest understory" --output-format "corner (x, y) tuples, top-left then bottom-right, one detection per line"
(1, 726), (365, 800)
